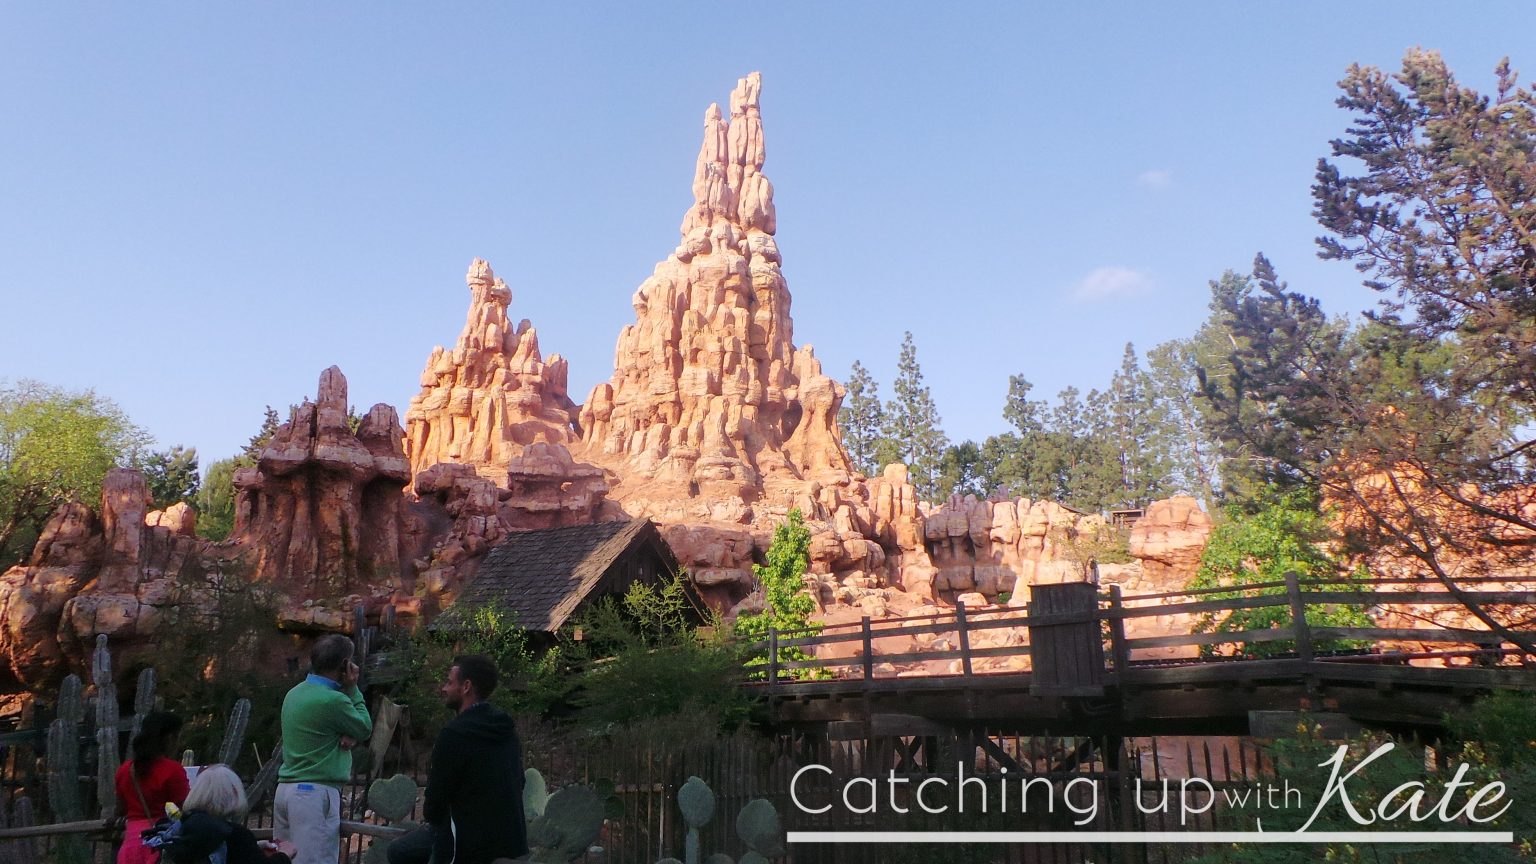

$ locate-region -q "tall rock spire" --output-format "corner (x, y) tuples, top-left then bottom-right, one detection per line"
(404, 258), (579, 480)
(579, 73), (849, 502)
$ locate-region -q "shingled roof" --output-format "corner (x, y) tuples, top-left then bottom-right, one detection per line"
(447, 518), (665, 633)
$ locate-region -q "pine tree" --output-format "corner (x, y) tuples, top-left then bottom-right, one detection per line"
(882, 332), (950, 502)
(1105, 343), (1172, 507)
(241, 406), (283, 465)
(138, 445), (200, 509)
(838, 360), (886, 477)
(1145, 338), (1220, 507)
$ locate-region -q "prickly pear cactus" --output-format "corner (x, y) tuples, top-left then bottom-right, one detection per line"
(523, 768), (550, 821)
(527, 785), (604, 863)
(216, 698), (251, 767)
(367, 774), (419, 823)
(677, 776), (716, 864)
(735, 799), (785, 858)
(704, 855), (735, 864)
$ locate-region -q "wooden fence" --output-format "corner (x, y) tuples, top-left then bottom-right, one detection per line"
(750, 574), (1536, 692)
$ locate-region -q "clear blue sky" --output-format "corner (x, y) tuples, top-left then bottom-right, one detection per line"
(1, 4), (1528, 467)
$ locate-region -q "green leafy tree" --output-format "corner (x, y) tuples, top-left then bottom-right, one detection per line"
(198, 406), (295, 543)
(1186, 488), (1371, 657)
(197, 457), (239, 541)
(937, 440), (995, 499)
(0, 380), (150, 566)
(838, 360), (887, 477)
(137, 445), (200, 509)
(881, 332), (950, 501)
(733, 509), (823, 679)
(569, 576), (752, 730)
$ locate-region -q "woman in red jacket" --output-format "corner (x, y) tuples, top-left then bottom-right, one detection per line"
(114, 712), (189, 864)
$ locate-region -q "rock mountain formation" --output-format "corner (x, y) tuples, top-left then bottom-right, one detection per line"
(0, 73), (1212, 690)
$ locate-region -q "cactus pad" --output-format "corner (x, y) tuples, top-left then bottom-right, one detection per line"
(735, 799), (784, 856)
(678, 776), (716, 828)
(367, 774), (420, 823)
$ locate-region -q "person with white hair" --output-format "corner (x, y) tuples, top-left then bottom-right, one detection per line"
(166, 765), (290, 864)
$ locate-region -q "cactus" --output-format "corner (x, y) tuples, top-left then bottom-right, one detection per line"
(216, 698), (251, 767)
(735, 799), (785, 858)
(523, 768), (550, 820)
(91, 635), (111, 688)
(47, 674), (84, 822)
(57, 674), (84, 725)
(46, 713), (83, 864)
(366, 774), (419, 823)
(247, 739), (283, 810)
(11, 795), (37, 864)
(527, 786), (604, 863)
(677, 776), (716, 864)
(133, 667), (157, 716)
(703, 856), (734, 864)
(93, 637), (122, 819)
(95, 723), (120, 819)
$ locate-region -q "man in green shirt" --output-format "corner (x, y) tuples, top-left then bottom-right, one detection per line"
(275, 634), (372, 864)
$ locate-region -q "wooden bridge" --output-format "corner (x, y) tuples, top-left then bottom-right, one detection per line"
(750, 574), (1536, 740)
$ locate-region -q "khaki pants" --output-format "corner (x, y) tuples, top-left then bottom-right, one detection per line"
(274, 782), (341, 864)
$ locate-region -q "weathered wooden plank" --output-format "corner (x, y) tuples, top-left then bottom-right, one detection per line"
(1126, 626), (1297, 650)
(1249, 710), (1361, 739)
(1310, 626), (1527, 644)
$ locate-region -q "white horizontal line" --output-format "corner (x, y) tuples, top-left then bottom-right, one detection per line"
(787, 831), (1514, 844)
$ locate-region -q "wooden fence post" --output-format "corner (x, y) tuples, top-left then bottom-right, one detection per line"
(956, 601), (973, 677)
(1286, 571), (1314, 664)
(767, 627), (779, 693)
(861, 616), (874, 681)
(1108, 584), (1130, 676)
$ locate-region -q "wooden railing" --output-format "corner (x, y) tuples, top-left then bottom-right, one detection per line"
(745, 573), (1536, 690)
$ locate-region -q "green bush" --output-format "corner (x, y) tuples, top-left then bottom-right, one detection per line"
(1191, 712), (1534, 863)
(393, 602), (567, 738)
(568, 575), (753, 731)
(1186, 487), (1372, 657)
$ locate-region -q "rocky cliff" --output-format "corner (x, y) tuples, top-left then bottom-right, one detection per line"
(0, 72), (1225, 690)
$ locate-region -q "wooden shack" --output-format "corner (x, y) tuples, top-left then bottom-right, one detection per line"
(444, 518), (699, 636)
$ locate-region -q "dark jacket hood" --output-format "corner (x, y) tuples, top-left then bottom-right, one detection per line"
(446, 701), (517, 743)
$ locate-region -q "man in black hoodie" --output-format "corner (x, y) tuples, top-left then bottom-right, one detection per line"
(388, 655), (528, 864)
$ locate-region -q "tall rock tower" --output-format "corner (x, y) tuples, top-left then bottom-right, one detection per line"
(579, 72), (851, 506)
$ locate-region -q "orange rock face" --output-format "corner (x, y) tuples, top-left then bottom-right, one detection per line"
(405, 259), (580, 480)
(233, 366), (412, 595)
(1127, 496), (1213, 588)
(577, 72), (850, 499)
(0, 469), (205, 687)
(563, 73), (927, 609)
